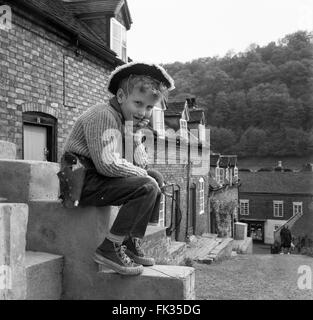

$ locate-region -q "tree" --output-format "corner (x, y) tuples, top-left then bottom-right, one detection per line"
(209, 126), (236, 154)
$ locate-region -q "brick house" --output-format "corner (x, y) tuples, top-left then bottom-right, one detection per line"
(238, 167), (313, 244)
(144, 97), (210, 241)
(0, 0), (131, 162)
(208, 153), (239, 237)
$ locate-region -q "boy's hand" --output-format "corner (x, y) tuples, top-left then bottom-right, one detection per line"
(135, 118), (150, 129)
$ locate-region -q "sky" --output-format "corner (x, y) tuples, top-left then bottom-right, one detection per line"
(126, 0), (313, 64)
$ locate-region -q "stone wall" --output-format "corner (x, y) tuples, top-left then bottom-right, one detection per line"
(209, 186), (238, 237)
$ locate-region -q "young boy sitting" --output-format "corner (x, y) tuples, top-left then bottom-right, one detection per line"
(62, 62), (175, 276)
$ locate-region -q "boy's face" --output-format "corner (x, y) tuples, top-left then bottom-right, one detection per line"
(117, 85), (161, 128)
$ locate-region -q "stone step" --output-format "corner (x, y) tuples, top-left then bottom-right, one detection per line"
(142, 225), (169, 264)
(167, 241), (187, 265)
(186, 237), (221, 262)
(0, 160), (60, 202)
(232, 237), (253, 254)
(97, 264), (195, 300)
(25, 251), (63, 300)
(0, 140), (16, 160)
(206, 238), (234, 262)
(0, 203), (28, 300)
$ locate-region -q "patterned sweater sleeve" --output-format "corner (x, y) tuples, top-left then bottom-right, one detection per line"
(83, 109), (148, 177)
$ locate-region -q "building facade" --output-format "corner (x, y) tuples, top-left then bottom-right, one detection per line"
(239, 169), (313, 244)
(0, 0), (130, 162)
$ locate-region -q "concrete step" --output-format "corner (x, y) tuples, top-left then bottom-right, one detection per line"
(167, 241), (187, 265)
(206, 238), (234, 262)
(142, 225), (169, 264)
(25, 251), (63, 300)
(97, 264), (195, 300)
(186, 237), (221, 262)
(232, 237), (253, 254)
(0, 203), (28, 300)
(0, 160), (60, 202)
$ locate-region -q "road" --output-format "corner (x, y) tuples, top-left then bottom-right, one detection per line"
(195, 254), (313, 300)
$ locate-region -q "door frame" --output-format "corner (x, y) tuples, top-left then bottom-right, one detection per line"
(22, 112), (57, 162)
(188, 183), (197, 235)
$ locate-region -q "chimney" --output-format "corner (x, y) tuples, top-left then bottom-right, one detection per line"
(186, 98), (192, 108)
(278, 161), (282, 167)
(191, 97), (196, 108)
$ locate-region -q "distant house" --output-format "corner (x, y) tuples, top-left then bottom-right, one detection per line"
(164, 98), (206, 145)
(208, 153), (239, 237)
(239, 166), (313, 244)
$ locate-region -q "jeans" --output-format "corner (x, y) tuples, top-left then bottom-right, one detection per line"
(79, 168), (162, 238)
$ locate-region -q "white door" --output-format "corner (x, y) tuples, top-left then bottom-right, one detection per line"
(23, 124), (47, 161)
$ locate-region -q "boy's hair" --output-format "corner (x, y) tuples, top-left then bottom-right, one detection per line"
(118, 75), (168, 100)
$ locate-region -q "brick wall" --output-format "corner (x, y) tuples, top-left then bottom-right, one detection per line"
(149, 137), (210, 242)
(0, 6), (114, 161)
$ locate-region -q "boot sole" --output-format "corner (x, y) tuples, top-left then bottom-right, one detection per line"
(93, 252), (144, 276)
(125, 249), (155, 266)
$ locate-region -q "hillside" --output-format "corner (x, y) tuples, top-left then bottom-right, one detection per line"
(164, 31), (313, 158)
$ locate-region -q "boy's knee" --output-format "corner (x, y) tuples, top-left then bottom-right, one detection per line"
(143, 176), (161, 194)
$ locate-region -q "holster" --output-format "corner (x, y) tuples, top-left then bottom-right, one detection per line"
(57, 152), (94, 209)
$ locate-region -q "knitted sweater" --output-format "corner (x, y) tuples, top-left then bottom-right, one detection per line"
(63, 97), (149, 178)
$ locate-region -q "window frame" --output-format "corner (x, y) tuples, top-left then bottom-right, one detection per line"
(292, 202), (303, 216)
(110, 17), (127, 62)
(179, 118), (188, 140)
(240, 199), (249, 216)
(233, 166), (238, 180)
(198, 124), (205, 144)
(158, 193), (166, 227)
(273, 200), (284, 218)
(152, 107), (165, 138)
(215, 166), (225, 185)
(199, 177), (205, 215)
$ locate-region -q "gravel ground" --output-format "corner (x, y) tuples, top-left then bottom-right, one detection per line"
(195, 254), (313, 300)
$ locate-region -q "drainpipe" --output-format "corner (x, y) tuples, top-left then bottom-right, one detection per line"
(185, 143), (191, 240)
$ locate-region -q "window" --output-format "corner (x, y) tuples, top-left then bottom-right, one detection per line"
(198, 124), (205, 144)
(273, 201), (284, 218)
(225, 168), (229, 182)
(158, 194), (166, 227)
(293, 202), (303, 216)
(233, 166), (238, 180)
(152, 107), (165, 138)
(215, 167), (224, 185)
(240, 200), (249, 215)
(229, 168), (233, 186)
(199, 178), (204, 215)
(110, 18), (127, 62)
(179, 119), (188, 140)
